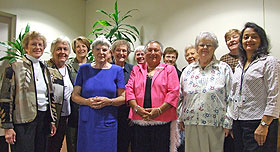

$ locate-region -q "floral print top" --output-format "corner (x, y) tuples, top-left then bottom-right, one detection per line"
(179, 56), (233, 129)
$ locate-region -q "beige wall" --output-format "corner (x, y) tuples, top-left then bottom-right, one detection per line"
(0, 0), (279, 69)
(0, 0), (86, 60)
(86, 0), (280, 69)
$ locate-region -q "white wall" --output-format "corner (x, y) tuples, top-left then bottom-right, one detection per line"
(85, 0), (280, 69)
(0, 0), (279, 69)
(0, 0), (86, 60)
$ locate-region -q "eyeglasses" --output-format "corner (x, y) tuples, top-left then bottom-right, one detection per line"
(198, 44), (213, 48)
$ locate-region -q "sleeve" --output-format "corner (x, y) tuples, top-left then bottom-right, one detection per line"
(263, 57), (280, 118)
(177, 68), (186, 121)
(223, 64), (233, 129)
(0, 66), (15, 129)
(116, 67), (125, 89)
(74, 65), (83, 86)
(164, 65), (180, 107)
(125, 66), (137, 103)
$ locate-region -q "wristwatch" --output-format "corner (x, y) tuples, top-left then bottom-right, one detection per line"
(260, 121), (269, 127)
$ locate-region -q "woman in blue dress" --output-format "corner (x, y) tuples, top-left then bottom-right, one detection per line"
(72, 35), (125, 152)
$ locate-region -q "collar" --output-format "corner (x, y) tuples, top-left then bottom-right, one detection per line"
(25, 54), (40, 63)
(192, 55), (218, 69)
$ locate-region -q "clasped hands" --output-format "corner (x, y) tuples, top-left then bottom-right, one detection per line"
(87, 96), (112, 109)
(135, 106), (161, 121)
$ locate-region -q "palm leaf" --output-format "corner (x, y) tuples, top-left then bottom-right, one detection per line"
(122, 24), (139, 35)
(0, 42), (14, 50)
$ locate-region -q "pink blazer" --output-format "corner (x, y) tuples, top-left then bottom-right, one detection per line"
(126, 63), (179, 121)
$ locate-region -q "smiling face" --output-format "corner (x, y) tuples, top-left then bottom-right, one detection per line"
(25, 38), (45, 59)
(163, 52), (177, 65)
(93, 44), (110, 63)
(75, 40), (88, 59)
(185, 48), (199, 64)
(52, 42), (70, 67)
(145, 42), (162, 67)
(226, 33), (240, 54)
(135, 50), (145, 64)
(242, 28), (261, 54)
(197, 39), (215, 64)
(113, 44), (129, 66)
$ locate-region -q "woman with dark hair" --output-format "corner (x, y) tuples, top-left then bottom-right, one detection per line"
(229, 22), (280, 152)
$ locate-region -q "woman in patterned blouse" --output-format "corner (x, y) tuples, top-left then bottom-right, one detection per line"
(178, 31), (233, 152)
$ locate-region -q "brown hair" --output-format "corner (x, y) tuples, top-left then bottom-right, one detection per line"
(224, 29), (241, 42)
(163, 47), (178, 59)
(22, 31), (47, 49)
(72, 36), (90, 53)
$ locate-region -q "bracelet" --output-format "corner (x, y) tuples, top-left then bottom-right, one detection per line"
(134, 105), (140, 113)
(157, 107), (162, 114)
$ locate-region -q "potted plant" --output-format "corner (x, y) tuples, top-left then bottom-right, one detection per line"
(89, 0), (140, 44)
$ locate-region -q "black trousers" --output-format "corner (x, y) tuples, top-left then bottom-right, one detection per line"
(47, 116), (68, 152)
(117, 118), (133, 152)
(224, 135), (234, 152)
(66, 126), (78, 152)
(132, 122), (171, 152)
(0, 136), (8, 152)
(12, 111), (50, 152)
(233, 119), (278, 152)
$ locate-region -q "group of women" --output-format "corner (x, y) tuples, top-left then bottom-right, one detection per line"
(0, 21), (279, 152)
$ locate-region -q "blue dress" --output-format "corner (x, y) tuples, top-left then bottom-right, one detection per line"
(74, 63), (125, 152)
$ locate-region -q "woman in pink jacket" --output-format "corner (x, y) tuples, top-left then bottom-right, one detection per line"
(126, 41), (180, 152)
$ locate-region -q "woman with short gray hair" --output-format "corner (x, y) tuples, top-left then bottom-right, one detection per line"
(46, 36), (74, 152)
(72, 35), (125, 152)
(178, 32), (233, 152)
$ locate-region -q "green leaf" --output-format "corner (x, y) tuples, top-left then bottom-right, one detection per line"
(7, 41), (20, 50)
(98, 20), (111, 26)
(19, 32), (22, 41)
(119, 15), (132, 23)
(122, 31), (137, 41)
(0, 42), (14, 50)
(92, 21), (100, 28)
(123, 24), (139, 35)
(96, 10), (109, 16)
(25, 24), (30, 33)
(0, 56), (13, 61)
(114, 0), (118, 20)
(90, 27), (104, 35)
(120, 9), (138, 21)
(5, 51), (18, 56)
(8, 58), (16, 64)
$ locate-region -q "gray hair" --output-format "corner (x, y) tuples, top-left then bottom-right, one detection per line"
(144, 40), (164, 53)
(135, 45), (145, 52)
(50, 36), (71, 56)
(91, 35), (111, 50)
(195, 32), (219, 49)
(111, 40), (131, 54)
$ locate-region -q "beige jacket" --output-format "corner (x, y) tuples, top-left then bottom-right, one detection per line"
(0, 56), (57, 129)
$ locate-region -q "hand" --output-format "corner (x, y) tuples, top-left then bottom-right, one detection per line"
(87, 97), (104, 109)
(4, 129), (16, 144)
(49, 124), (56, 137)
(145, 108), (161, 120)
(254, 125), (269, 146)
(179, 122), (185, 131)
(224, 128), (230, 137)
(95, 97), (113, 107)
(134, 106), (150, 120)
